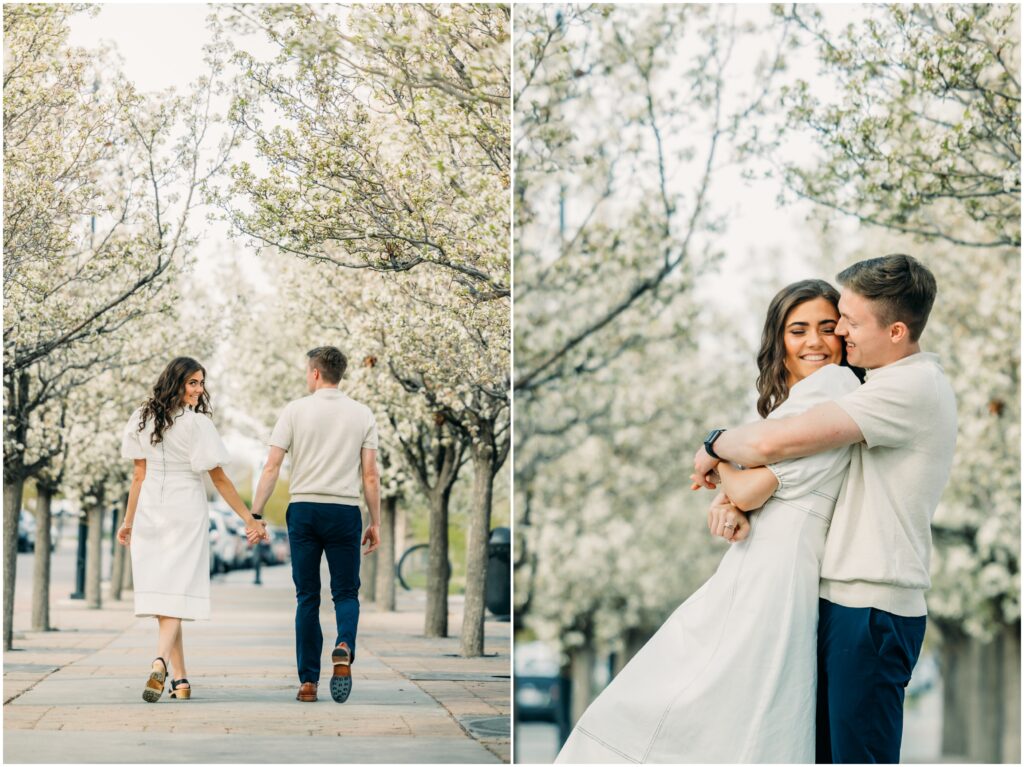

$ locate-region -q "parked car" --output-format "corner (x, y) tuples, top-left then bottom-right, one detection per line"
(209, 516), (221, 574)
(18, 510), (36, 552)
(252, 537), (277, 567)
(210, 504), (256, 569)
(267, 525), (289, 565)
(515, 641), (563, 724)
(208, 510), (238, 573)
(222, 511), (254, 568)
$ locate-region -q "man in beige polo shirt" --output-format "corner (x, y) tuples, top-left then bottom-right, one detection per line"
(251, 346), (381, 704)
(693, 255), (957, 763)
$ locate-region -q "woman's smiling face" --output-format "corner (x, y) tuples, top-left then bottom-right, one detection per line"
(182, 370), (205, 408)
(782, 297), (843, 387)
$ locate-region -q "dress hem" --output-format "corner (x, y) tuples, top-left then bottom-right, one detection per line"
(134, 591), (210, 622)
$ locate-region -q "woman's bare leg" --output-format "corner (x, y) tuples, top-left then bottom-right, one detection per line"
(168, 621), (189, 688)
(155, 616), (180, 674)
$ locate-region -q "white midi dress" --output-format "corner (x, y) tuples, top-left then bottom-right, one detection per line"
(555, 364), (861, 764)
(120, 407), (230, 621)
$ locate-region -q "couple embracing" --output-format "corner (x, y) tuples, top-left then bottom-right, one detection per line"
(118, 346), (380, 705)
(557, 255), (957, 764)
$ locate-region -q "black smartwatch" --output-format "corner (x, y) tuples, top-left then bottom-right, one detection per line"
(703, 429), (727, 460)
(251, 513), (263, 521)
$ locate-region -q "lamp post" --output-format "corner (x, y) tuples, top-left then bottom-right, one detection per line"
(69, 511), (87, 599)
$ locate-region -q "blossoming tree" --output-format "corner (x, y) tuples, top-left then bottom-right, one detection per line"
(2, 5), (232, 650)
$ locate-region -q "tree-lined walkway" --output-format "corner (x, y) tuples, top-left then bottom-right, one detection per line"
(4, 551), (510, 763)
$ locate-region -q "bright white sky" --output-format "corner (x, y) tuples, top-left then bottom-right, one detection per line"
(68, 4), (213, 92)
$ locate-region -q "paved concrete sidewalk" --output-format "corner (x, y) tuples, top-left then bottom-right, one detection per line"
(4, 555), (510, 763)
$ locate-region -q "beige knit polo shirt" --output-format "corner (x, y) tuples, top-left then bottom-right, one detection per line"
(269, 388), (378, 506)
(820, 352), (957, 616)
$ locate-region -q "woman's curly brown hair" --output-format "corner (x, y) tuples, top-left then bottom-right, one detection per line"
(138, 357), (211, 445)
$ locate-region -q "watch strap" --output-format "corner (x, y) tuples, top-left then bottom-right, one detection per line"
(704, 429), (726, 460)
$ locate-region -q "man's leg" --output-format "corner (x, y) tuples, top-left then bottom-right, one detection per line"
(820, 600), (926, 763)
(321, 503), (362, 660)
(287, 503), (325, 683)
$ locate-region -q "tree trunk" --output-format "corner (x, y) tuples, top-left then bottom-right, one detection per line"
(1002, 623), (1021, 763)
(85, 502), (104, 609)
(360, 509), (377, 602)
(938, 625), (970, 759)
(461, 439), (495, 657)
(32, 484), (54, 631)
(612, 628), (648, 676)
(395, 498), (407, 560)
(110, 496), (127, 601)
(569, 645), (595, 726)
(375, 495), (398, 611)
(424, 484), (452, 637)
(966, 633), (1003, 763)
(122, 546), (133, 593)
(3, 477), (25, 650)
(396, 417), (463, 639)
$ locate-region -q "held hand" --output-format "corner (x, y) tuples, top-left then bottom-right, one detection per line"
(689, 468), (720, 491)
(116, 524), (132, 546)
(362, 524), (381, 554)
(706, 492), (750, 543)
(693, 446), (720, 489)
(244, 519), (265, 545)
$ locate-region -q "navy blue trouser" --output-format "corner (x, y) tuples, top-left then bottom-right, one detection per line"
(286, 502), (362, 684)
(816, 598), (926, 764)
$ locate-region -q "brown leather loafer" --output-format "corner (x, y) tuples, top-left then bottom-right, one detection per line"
(296, 681), (318, 702)
(330, 642), (352, 703)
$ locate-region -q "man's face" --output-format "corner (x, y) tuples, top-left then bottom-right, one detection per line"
(306, 361), (317, 393)
(835, 290), (893, 370)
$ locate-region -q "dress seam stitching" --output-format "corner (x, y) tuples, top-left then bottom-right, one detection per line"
(574, 726), (640, 763)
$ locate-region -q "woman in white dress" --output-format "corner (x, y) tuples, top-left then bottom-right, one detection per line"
(117, 357), (266, 703)
(555, 280), (863, 764)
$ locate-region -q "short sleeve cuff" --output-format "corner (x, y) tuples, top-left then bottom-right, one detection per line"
(121, 409), (146, 459)
(833, 397), (876, 449)
(362, 417), (379, 449)
(190, 415), (231, 473)
(268, 410), (292, 452)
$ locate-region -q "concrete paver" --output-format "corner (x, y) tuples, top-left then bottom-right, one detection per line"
(4, 548), (510, 763)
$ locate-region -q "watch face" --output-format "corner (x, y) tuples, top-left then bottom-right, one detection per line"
(704, 429), (724, 458)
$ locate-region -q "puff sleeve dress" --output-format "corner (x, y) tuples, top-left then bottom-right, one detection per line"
(121, 407), (230, 621)
(555, 364), (861, 764)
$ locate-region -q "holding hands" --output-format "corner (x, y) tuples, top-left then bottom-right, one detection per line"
(692, 446), (720, 490)
(245, 516), (270, 545)
(690, 465), (720, 491)
(706, 492), (749, 543)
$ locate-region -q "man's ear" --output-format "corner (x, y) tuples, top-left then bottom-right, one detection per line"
(889, 321), (910, 344)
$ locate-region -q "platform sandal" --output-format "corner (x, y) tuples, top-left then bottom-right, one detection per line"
(143, 657), (167, 703)
(169, 678), (191, 700)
